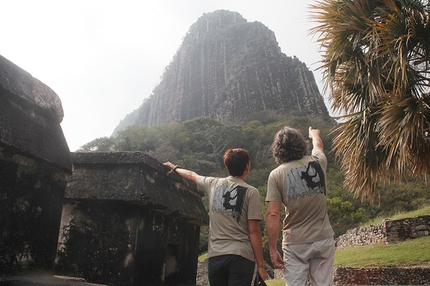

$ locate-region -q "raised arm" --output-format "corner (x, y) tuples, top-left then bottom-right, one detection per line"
(163, 161), (199, 184)
(308, 126), (323, 154)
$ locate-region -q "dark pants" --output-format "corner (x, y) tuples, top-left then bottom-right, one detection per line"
(208, 255), (255, 286)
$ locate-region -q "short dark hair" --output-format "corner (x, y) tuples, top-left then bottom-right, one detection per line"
(271, 126), (308, 164)
(223, 148), (250, 176)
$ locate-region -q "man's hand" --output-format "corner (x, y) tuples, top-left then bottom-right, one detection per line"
(257, 266), (269, 281)
(270, 249), (284, 269)
(308, 126), (320, 139)
(163, 161), (176, 176)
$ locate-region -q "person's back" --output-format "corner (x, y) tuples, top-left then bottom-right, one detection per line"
(164, 148), (268, 285)
(197, 176), (259, 262)
(266, 127), (335, 286)
(267, 151), (333, 244)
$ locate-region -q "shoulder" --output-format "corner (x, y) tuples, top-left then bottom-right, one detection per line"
(269, 164), (285, 175)
(235, 179), (257, 191)
(196, 175), (223, 188)
(311, 150), (326, 159)
(311, 151), (327, 163)
(269, 163), (292, 177)
(309, 151), (327, 168)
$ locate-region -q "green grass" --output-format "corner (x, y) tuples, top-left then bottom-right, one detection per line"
(198, 207), (430, 284)
(365, 206), (430, 226)
(262, 235), (430, 285)
(266, 279), (285, 286)
(198, 252), (208, 262)
(264, 235), (430, 286)
(335, 234), (430, 267)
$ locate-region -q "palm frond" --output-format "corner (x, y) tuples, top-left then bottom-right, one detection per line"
(310, 0), (430, 202)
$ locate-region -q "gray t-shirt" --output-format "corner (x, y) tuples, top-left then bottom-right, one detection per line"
(266, 151), (334, 245)
(197, 175), (262, 262)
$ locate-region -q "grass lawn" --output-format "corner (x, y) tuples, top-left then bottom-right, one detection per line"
(334, 235), (430, 267)
(198, 207), (430, 285)
(198, 237), (430, 285)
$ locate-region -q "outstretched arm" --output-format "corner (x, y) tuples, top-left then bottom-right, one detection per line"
(309, 126), (323, 154)
(163, 161), (199, 183)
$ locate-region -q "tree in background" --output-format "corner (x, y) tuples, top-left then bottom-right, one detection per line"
(311, 0), (430, 202)
(79, 137), (116, 152)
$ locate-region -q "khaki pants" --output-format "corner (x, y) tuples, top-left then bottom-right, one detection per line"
(282, 237), (335, 286)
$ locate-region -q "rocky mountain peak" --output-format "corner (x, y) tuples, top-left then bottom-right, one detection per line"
(113, 10), (329, 135)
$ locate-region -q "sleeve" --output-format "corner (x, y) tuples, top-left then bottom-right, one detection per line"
(265, 170), (283, 202)
(312, 150), (327, 171)
(247, 187), (263, 220)
(196, 175), (216, 195)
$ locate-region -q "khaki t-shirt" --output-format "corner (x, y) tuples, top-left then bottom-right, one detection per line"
(266, 151), (334, 245)
(197, 176), (262, 262)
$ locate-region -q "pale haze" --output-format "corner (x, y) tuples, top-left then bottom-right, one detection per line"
(1, 0), (327, 151)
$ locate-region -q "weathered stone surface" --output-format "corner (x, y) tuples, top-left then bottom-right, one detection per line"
(0, 55), (70, 168)
(65, 152), (208, 224)
(334, 266), (430, 285)
(0, 55), (72, 275)
(0, 273), (106, 285)
(336, 215), (430, 249)
(55, 151), (209, 285)
(0, 55), (63, 122)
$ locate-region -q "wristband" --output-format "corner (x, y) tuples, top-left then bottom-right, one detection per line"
(173, 165), (181, 173)
(257, 265), (264, 268)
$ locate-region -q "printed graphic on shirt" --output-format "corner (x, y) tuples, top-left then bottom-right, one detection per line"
(284, 161), (326, 200)
(211, 185), (247, 222)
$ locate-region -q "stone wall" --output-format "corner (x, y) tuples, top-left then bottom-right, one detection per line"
(333, 266), (430, 286)
(336, 215), (430, 249)
(334, 214), (430, 285)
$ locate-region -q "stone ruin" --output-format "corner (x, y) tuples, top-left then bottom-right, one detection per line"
(55, 152), (209, 285)
(0, 55), (209, 285)
(0, 55), (72, 276)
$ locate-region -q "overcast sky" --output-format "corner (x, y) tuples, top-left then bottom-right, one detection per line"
(1, 0), (327, 151)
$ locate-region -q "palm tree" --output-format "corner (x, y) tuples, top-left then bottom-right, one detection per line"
(310, 0), (430, 202)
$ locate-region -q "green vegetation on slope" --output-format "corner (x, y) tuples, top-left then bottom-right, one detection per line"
(365, 206), (430, 226)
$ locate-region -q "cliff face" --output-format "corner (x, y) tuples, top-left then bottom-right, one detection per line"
(114, 10), (328, 134)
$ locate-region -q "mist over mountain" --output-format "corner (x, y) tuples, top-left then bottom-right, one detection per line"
(113, 10), (329, 135)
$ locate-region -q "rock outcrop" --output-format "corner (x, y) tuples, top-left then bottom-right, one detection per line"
(113, 10), (329, 135)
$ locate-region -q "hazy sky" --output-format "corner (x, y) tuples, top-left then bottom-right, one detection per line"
(2, 0), (327, 151)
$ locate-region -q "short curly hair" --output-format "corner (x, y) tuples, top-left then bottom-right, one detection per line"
(271, 126), (308, 164)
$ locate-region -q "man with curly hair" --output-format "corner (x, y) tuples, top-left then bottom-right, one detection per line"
(266, 126), (335, 286)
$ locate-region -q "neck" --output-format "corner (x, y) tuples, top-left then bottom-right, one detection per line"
(232, 174), (247, 181)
